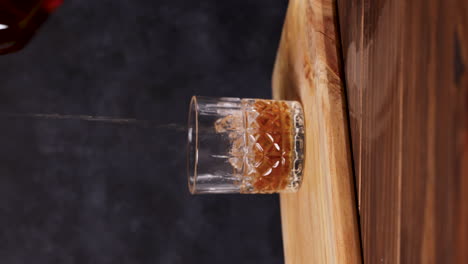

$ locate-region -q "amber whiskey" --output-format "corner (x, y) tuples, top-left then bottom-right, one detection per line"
(214, 99), (304, 193)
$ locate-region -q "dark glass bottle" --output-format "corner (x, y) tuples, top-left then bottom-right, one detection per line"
(0, 0), (63, 55)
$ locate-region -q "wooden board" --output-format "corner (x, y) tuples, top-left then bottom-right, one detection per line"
(338, 0), (468, 262)
(272, 0), (361, 263)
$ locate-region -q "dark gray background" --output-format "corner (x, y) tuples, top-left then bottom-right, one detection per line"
(0, 1), (287, 263)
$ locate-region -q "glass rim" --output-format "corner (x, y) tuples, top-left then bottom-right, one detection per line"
(187, 96), (198, 194)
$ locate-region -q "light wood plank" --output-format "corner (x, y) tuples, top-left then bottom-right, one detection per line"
(272, 0), (361, 263)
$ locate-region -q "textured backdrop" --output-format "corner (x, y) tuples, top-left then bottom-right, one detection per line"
(0, 0), (287, 263)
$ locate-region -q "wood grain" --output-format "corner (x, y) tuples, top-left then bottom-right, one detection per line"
(338, 0), (468, 262)
(272, 0), (361, 263)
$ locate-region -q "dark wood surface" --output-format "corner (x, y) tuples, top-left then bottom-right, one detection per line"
(338, 0), (468, 262)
